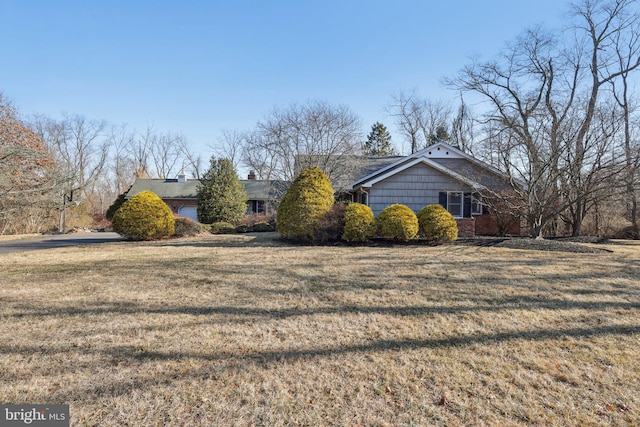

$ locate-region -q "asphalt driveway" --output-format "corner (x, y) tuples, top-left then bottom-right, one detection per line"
(0, 232), (124, 255)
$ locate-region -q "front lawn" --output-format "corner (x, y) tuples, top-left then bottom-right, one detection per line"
(0, 234), (638, 426)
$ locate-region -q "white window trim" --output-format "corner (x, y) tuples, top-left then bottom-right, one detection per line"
(447, 192), (463, 219)
(471, 194), (483, 215)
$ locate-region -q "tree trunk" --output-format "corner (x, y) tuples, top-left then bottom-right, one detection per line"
(530, 214), (544, 239)
(632, 197), (639, 239)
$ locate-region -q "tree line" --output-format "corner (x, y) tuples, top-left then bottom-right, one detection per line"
(0, 98), (205, 234)
(1, 0), (638, 238)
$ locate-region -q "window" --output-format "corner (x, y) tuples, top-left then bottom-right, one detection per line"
(447, 192), (463, 218)
(440, 191), (483, 218)
(359, 192), (368, 205)
(471, 193), (483, 215)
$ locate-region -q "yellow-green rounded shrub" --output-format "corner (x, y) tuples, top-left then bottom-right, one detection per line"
(112, 191), (175, 241)
(342, 203), (376, 242)
(277, 167), (335, 242)
(418, 204), (458, 242)
(378, 204), (419, 241)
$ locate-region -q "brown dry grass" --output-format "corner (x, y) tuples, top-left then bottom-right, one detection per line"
(0, 233), (639, 426)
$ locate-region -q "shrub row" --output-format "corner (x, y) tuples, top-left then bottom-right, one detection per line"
(109, 191), (275, 241)
(336, 203), (457, 243)
(110, 169), (458, 243)
(276, 167), (458, 244)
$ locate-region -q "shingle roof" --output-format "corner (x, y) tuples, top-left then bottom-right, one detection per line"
(126, 178), (288, 201)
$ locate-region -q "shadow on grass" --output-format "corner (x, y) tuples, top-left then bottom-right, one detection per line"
(1, 322), (638, 404)
(8, 295), (640, 320)
(110, 323), (640, 363)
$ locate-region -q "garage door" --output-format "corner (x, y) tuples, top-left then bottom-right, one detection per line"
(178, 206), (199, 222)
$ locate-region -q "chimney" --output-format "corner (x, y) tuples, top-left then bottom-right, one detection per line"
(247, 170), (256, 180)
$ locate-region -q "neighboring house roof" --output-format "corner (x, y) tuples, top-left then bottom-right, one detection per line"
(294, 154), (403, 191)
(126, 178), (288, 201)
(351, 142), (514, 191)
(127, 179), (199, 199)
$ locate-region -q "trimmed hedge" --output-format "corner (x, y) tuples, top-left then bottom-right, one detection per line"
(251, 221), (274, 232)
(173, 217), (203, 237)
(277, 167), (335, 242)
(378, 204), (419, 241)
(417, 204), (458, 242)
(342, 203), (376, 243)
(235, 224), (251, 233)
(112, 191), (175, 241)
(210, 222), (236, 234)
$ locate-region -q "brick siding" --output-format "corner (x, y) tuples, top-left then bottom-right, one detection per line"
(456, 218), (476, 238)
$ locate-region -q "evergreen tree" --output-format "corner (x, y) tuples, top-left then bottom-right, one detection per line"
(197, 157), (247, 224)
(364, 122), (396, 156)
(428, 125), (451, 145)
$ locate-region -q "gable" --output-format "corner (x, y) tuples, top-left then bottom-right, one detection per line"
(352, 142), (510, 191)
(355, 156), (485, 190)
(365, 162), (475, 216)
(430, 158), (513, 191)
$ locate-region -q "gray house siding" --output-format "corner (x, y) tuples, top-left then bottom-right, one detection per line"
(430, 158), (512, 191)
(367, 163), (472, 216)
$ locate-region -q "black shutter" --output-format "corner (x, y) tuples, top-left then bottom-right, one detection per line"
(463, 192), (472, 218)
(439, 192), (447, 208)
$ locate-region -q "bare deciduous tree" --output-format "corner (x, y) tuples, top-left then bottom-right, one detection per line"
(37, 114), (110, 231)
(149, 131), (182, 179)
(108, 124), (136, 195)
(176, 134), (204, 180)
(450, 0), (640, 237)
(450, 96), (476, 154)
(610, 12), (640, 238)
(386, 90), (452, 154)
(212, 129), (244, 170)
(241, 100), (363, 188)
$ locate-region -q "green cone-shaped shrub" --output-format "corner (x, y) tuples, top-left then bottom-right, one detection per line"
(112, 191), (175, 240)
(342, 203), (376, 243)
(277, 167), (335, 242)
(197, 157), (248, 224)
(418, 204), (458, 242)
(378, 204), (419, 241)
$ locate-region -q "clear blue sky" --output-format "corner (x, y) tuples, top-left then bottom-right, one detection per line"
(1, 0), (569, 156)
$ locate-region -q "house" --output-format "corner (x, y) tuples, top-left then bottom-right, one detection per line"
(125, 171), (288, 222)
(347, 142), (522, 237)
